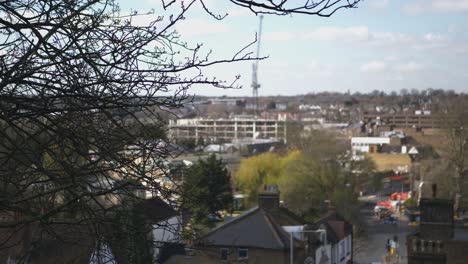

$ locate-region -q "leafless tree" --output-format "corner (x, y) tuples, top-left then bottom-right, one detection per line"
(439, 95), (468, 210)
(207, 0), (360, 16)
(0, 0), (361, 262)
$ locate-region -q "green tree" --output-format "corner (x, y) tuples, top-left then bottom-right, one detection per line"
(278, 156), (343, 214)
(278, 156), (364, 231)
(437, 95), (468, 209)
(235, 150), (301, 203)
(182, 154), (233, 226)
(346, 156), (378, 194)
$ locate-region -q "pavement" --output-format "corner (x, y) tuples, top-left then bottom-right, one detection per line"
(354, 202), (413, 264)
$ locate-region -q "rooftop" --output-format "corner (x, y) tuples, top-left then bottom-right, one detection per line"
(198, 207), (302, 249)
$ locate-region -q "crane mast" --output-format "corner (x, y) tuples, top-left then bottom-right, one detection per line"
(252, 15), (263, 116)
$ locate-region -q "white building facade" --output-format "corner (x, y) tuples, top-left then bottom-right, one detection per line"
(351, 137), (390, 160)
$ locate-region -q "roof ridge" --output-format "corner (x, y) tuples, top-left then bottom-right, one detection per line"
(261, 208), (303, 249)
(260, 208), (286, 248)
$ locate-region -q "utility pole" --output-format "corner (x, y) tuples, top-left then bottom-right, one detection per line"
(251, 15), (263, 116)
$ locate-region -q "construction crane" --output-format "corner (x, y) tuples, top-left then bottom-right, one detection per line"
(251, 15), (263, 116)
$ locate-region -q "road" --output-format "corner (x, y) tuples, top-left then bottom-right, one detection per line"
(354, 201), (413, 264)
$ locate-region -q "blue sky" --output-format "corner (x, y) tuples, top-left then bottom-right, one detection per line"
(118, 0), (468, 96)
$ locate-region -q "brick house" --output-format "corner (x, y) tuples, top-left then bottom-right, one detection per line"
(167, 186), (352, 264)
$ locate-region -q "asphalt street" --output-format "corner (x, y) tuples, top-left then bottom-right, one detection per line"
(353, 202), (413, 264)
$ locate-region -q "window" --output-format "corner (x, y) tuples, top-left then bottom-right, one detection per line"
(220, 248), (228, 261)
(238, 248), (248, 260)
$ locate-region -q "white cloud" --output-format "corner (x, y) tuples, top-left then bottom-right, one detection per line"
(305, 26), (411, 47)
(177, 18), (231, 37)
(448, 24), (458, 33)
(384, 56), (400, 62)
(424, 33), (443, 41)
(227, 7), (253, 18)
(368, 0), (390, 9)
(370, 31), (411, 46)
(263, 31), (297, 41)
(396, 62), (423, 72)
(307, 27), (426, 49)
(308, 26), (371, 42)
(263, 26), (373, 43)
(404, 0), (468, 14)
(403, 2), (426, 15)
(264, 26), (462, 58)
(432, 0), (468, 12)
(125, 12), (231, 37)
(307, 61), (334, 77)
(262, 61), (334, 78)
(360, 61), (387, 73)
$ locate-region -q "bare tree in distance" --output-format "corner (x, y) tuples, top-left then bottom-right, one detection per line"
(439, 95), (468, 210)
(0, 0), (361, 262)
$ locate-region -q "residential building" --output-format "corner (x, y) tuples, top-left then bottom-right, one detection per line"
(351, 137), (390, 160)
(276, 102), (288, 111)
(315, 212), (353, 264)
(137, 198), (185, 262)
(351, 137), (391, 154)
(166, 186), (352, 264)
(180, 186), (310, 264)
(351, 136), (412, 173)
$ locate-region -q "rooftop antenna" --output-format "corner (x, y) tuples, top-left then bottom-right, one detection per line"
(252, 15), (263, 117)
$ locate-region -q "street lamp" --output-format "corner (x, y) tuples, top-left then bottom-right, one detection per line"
(289, 229), (328, 264)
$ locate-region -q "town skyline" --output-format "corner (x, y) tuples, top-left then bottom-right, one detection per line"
(118, 0), (468, 96)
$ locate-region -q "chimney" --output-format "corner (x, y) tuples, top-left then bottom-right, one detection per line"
(258, 185), (280, 218)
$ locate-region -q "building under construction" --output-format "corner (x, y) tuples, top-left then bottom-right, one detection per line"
(168, 117), (287, 144)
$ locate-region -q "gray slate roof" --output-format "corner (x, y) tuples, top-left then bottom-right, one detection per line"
(199, 207), (299, 250)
